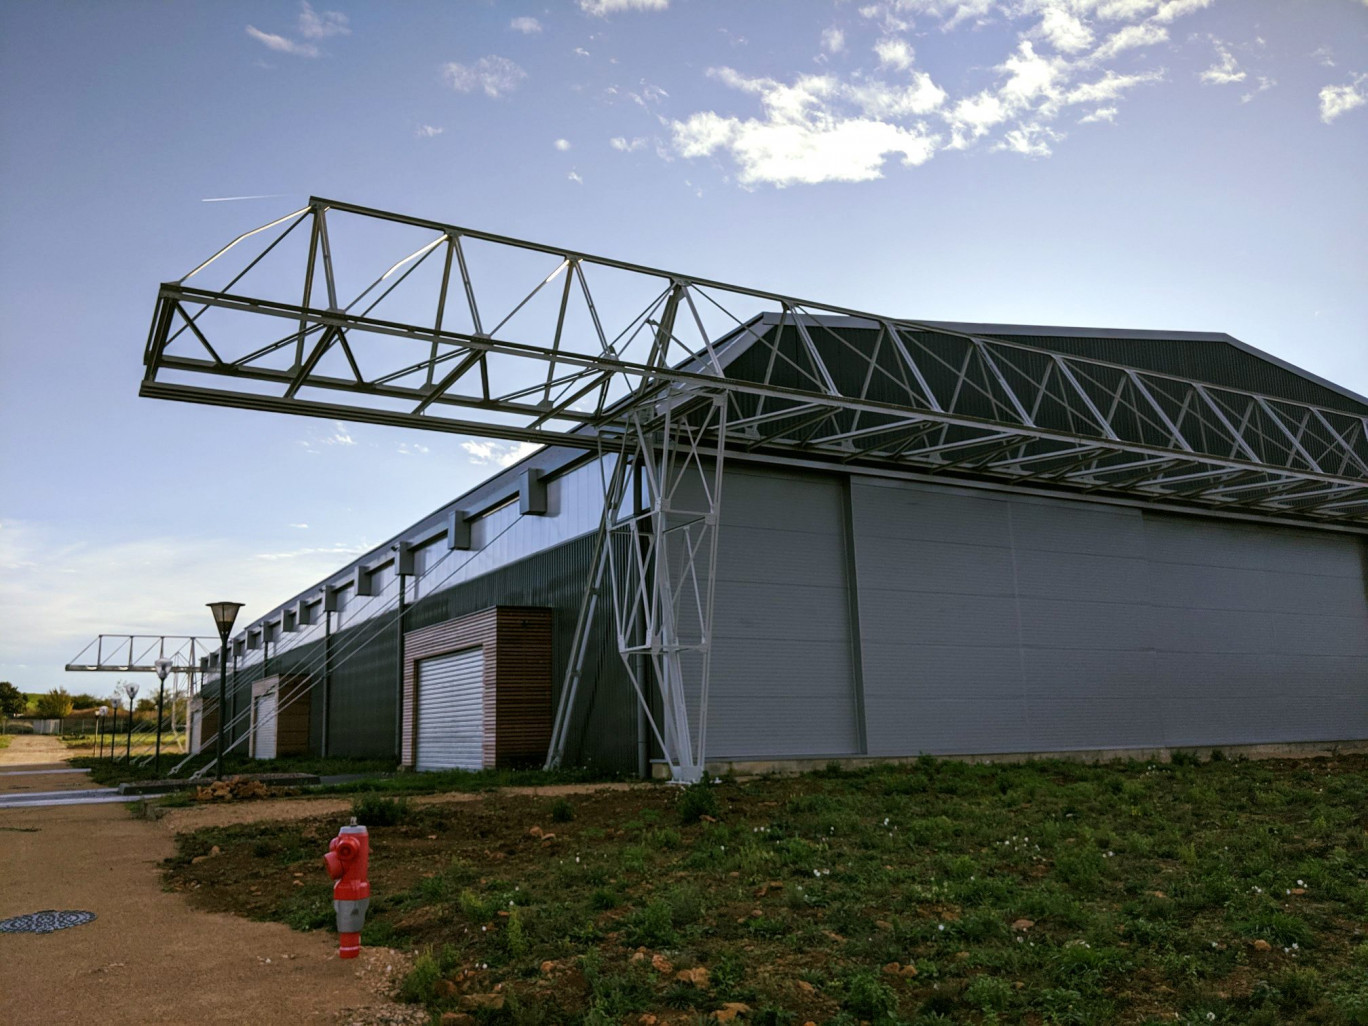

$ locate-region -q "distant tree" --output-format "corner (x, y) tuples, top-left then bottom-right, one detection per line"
(69, 693), (103, 710)
(0, 682), (23, 730)
(135, 697), (156, 714)
(35, 688), (75, 720)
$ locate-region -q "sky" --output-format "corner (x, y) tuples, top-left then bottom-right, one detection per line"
(1, 0), (1365, 697)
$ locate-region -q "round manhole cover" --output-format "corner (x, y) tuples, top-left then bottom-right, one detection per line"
(0, 910), (97, 934)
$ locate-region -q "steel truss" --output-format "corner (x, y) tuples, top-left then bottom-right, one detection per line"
(66, 635), (213, 678)
(141, 198), (1368, 778)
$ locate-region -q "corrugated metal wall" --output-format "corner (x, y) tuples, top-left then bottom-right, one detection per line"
(846, 475), (1368, 756)
(691, 467), (863, 758)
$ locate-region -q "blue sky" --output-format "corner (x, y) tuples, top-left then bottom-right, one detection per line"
(1, 0), (1365, 696)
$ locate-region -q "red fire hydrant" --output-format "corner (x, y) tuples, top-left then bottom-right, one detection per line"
(324, 818), (370, 959)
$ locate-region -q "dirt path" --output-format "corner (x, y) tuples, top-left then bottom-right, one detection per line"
(0, 777), (647, 1025)
(0, 800), (419, 1025)
(0, 733), (73, 766)
(159, 780), (645, 834)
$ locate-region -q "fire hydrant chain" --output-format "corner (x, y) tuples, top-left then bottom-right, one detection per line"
(324, 817), (370, 959)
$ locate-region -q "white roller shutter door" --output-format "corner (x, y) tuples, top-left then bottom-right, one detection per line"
(416, 647), (485, 771)
(253, 692), (278, 760)
(189, 709), (201, 754)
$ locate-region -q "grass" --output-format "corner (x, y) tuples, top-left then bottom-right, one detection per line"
(165, 753), (1368, 1025)
(0, 734), (9, 750)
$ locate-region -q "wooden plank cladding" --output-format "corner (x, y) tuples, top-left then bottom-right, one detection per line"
(401, 606), (553, 770)
(250, 674), (312, 758)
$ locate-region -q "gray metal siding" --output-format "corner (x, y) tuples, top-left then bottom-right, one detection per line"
(1143, 513), (1368, 747)
(415, 648), (485, 771)
(703, 468), (861, 759)
(850, 477), (1368, 756)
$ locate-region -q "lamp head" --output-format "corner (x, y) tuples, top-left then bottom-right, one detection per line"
(207, 601), (245, 642)
(154, 658), (173, 682)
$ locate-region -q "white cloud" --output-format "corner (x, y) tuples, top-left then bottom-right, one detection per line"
(289, 523), (310, 529)
(880, 0), (995, 31)
(945, 91), (1008, 146)
(396, 442), (430, 456)
(672, 85), (941, 187)
(568, 170), (584, 183)
(1078, 106), (1118, 123)
(1199, 41), (1245, 85)
(1319, 74), (1368, 124)
(298, 2), (349, 40)
(510, 16), (543, 34)
(460, 440), (541, 467)
(443, 56), (527, 98)
(847, 74), (948, 117)
(1091, 22), (1167, 62)
(875, 37), (916, 71)
(1036, 6), (1094, 54)
(996, 122), (1059, 157)
(664, 0), (1206, 186)
(822, 27), (846, 54)
(554, 138), (571, 151)
(253, 543), (372, 562)
(1240, 76), (1275, 104)
(610, 136), (648, 151)
(998, 40), (1065, 106)
(415, 124), (445, 138)
(245, 26), (319, 58)
(579, 0), (668, 15)
(1064, 69), (1163, 106)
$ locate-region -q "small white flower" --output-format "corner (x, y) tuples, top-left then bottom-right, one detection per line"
(938, 923), (945, 931)
(1296, 879), (1304, 886)
(1206, 1014), (1215, 1022)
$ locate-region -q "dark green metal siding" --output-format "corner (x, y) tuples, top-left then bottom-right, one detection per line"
(404, 532), (637, 773)
(215, 532), (636, 771)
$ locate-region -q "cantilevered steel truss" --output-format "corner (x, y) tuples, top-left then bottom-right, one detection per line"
(141, 198), (1368, 779)
(66, 635), (214, 677)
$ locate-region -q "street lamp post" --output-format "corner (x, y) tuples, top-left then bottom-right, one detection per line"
(110, 697), (121, 763)
(122, 682), (139, 762)
(153, 658), (173, 776)
(207, 602), (244, 781)
(96, 706), (106, 758)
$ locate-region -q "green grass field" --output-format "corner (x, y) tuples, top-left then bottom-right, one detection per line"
(166, 753), (1368, 1026)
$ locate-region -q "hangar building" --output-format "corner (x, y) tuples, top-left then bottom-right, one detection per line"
(189, 318), (1368, 778)
(150, 200), (1367, 780)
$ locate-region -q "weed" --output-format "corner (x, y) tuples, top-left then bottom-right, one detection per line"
(351, 793), (409, 826)
(841, 969), (897, 1019)
(624, 899), (677, 947)
(550, 798), (575, 823)
(965, 975), (1015, 1012)
(677, 780), (720, 824)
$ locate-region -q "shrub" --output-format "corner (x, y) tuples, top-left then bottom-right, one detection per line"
(677, 780), (720, 824)
(351, 794), (409, 826)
